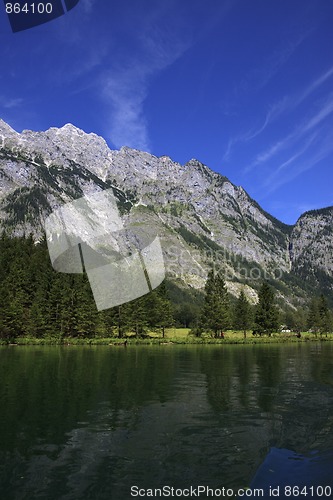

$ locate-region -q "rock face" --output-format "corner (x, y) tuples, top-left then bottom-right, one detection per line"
(290, 208), (333, 292)
(0, 119), (332, 304)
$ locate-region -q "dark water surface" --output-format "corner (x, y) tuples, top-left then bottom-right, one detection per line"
(1, 343), (333, 499)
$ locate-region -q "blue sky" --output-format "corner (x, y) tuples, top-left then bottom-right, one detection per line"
(1, 0), (333, 224)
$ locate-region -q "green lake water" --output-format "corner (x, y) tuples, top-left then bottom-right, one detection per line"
(1, 343), (333, 499)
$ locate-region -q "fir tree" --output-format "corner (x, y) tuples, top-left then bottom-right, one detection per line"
(98, 308), (119, 337)
(318, 294), (331, 335)
(154, 281), (174, 338)
(0, 235), (178, 340)
(283, 307), (306, 333)
(307, 297), (320, 334)
(74, 275), (98, 337)
(254, 281), (279, 335)
(126, 295), (149, 337)
(200, 270), (230, 337)
(234, 289), (251, 338)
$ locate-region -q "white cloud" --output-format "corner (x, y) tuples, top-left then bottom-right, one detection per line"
(103, 68), (150, 151)
(0, 96), (23, 109)
(302, 93), (333, 132)
(246, 92), (333, 171)
(246, 99), (289, 142)
(229, 64), (333, 165)
(222, 100), (289, 162)
(294, 65), (333, 107)
(102, 30), (190, 151)
(261, 131), (333, 195)
(235, 31), (311, 98)
(255, 34), (309, 89)
(222, 138), (236, 163)
(262, 132), (319, 191)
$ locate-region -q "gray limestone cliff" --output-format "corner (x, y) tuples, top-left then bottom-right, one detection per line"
(0, 119), (332, 305)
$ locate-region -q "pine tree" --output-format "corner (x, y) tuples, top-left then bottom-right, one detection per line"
(318, 294), (331, 335)
(200, 270), (231, 337)
(113, 304), (130, 338)
(126, 295), (149, 337)
(27, 238), (53, 337)
(307, 297), (320, 334)
(294, 308), (306, 333)
(74, 275), (98, 337)
(234, 289), (251, 338)
(283, 307), (306, 333)
(98, 307), (119, 337)
(254, 281), (279, 335)
(154, 281), (174, 338)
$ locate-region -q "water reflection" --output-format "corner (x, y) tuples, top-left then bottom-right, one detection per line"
(0, 343), (333, 499)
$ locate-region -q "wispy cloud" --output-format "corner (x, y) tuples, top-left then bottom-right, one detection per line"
(103, 65), (151, 151)
(99, 0), (238, 151)
(252, 134), (293, 166)
(255, 34), (310, 90)
(245, 92), (333, 171)
(235, 31), (311, 98)
(226, 63), (333, 164)
(222, 99), (288, 162)
(257, 64), (333, 133)
(0, 95), (23, 109)
(261, 132), (319, 190)
(261, 130), (333, 195)
(102, 28), (190, 151)
(246, 99), (288, 141)
(303, 93), (333, 132)
(294, 64), (333, 107)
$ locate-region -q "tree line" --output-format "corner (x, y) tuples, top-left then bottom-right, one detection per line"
(0, 235), (332, 341)
(194, 269), (333, 338)
(0, 234), (172, 340)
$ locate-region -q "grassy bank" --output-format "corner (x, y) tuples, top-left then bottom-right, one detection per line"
(1, 329), (333, 345)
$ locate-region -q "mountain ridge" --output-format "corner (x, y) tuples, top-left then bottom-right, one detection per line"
(1, 119), (332, 306)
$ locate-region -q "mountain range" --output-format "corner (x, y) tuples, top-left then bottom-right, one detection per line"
(1, 118), (332, 307)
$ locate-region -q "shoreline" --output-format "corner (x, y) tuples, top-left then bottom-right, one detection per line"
(1, 333), (333, 346)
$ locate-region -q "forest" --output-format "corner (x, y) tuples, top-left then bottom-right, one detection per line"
(0, 234), (332, 342)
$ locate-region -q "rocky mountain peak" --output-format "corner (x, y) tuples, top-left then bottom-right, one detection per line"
(0, 119), (18, 141)
(290, 207), (333, 278)
(58, 123), (85, 133)
(0, 119), (332, 304)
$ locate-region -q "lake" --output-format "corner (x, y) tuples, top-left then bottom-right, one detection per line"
(1, 343), (333, 499)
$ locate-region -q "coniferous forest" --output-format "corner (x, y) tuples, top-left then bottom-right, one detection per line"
(0, 234), (173, 341)
(0, 234), (332, 342)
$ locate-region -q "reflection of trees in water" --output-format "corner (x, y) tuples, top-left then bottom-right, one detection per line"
(310, 343), (333, 387)
(254, 347), (282, 411)
(199, 348), (234, 412)
(277, 344), (333, 454)
(0, 346), (177, 452)
(199, 346), (282, 413)
(200, 344), (333, 455)
(2, 345), (333, 498)
(236, 348), (254, 408)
